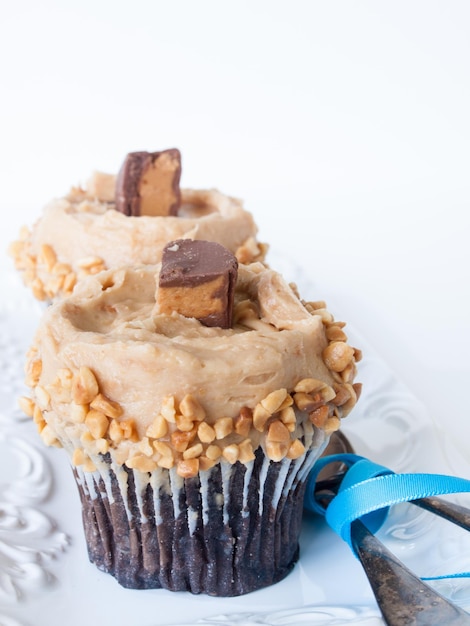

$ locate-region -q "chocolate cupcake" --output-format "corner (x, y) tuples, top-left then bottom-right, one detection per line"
(20, 241), (361, 596)
(9, 149), (266, 302)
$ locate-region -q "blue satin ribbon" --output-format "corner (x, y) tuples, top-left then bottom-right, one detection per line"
(304, 454), (470, 580)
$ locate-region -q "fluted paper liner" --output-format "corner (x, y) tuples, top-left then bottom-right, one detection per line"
(71, 425), (328, 596)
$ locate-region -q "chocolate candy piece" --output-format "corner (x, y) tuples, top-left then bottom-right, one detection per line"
(115, 149), (181, 216)
(157, 239), (238, 329)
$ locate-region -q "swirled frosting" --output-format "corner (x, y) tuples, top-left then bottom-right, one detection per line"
(23, 263), (361, 476)
(9, 172), (265, 301)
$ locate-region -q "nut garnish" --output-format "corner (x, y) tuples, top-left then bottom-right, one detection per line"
(179, 394), (205, 422)
(309, 405), (329, 428)
(222, 443), (240, 464)
(72, 367), (100, 404)
(90, 393), (123, 419)
(126, 454), (157, 473)
(40, 244), (57, 271)
(267, 420), (290, 445)
(85, 409), (109, 439)
(183, 443), (204, 460)
(235, 237), (266, 264)
(253, 403), (271, 432)
(205, 444), (222, 461)
(286, 439), (305, 460)
(177, 458), (199, 478)
(8, 234), (97, 300)
(213, 417), (233, 440)
(70, 402), (88, 424)
(160, 396), (177, 423)
(34, 385), (50, 410)
(171, 429), (196, 452)
(19, 277), (362, 473)
(266, 441), (288, 462)
(197, 421), (216, 443)
(238, 439), (256, 463)
(234, 407), (253, 436)
(293, 392), (322, 413)
(260, 388), (288, 414)
(145, 414), (168, 439)
(18, 396), (35, 417)
(322, 341), (355, 373)
(279, 406), (296, 432)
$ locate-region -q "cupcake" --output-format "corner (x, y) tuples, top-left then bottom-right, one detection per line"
(8, 149), (266, 302)
(20, 240), (361, 596)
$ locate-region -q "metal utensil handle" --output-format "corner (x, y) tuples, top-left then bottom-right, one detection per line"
(351, 519), (470, 625)
(413, 496), (470, 532)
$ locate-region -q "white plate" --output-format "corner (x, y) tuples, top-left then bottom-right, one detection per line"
(2, 267), (470, 626)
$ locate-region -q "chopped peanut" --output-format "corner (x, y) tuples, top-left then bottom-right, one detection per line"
(171, 429), (195, 452)
(18, 396), (35, 418)
(183, 443), (204, 460)
(35, 385), (50, 410)
(234, 407), (253, 437)
(205, 444), (222, 461)
(138, 436), (154, 457)
(280, 406), (296, 432)
(90, 394), (123, 419)
(85, 409), (109, 439)
(325, 325), (347, 342)
(267, 420), (290, 444)
(126, 454), (157, 472)
(294, 378), (325, 394)
(108, 419), (124, 443)
(72, 448), (87, 466)
(238, 439), (256, 463)
(222, 443), (239, 464)
(260, 388), (288, 414)
(309, 405), (329, 428)
(179, 394), (205, 422)
(120, 419), (138, 441)
(266, 441), (288, 462)
(197, 421), (216, 443)
(70, 402), (88, 424)
(160, 396), (176, 423)
(324, 416), (341, 434)
(41, 425), (62, 447)
(253, 403), (271, 431)
(72, 367), (99, 404)
(177, 458), (199, 478)
(213, 417), (233, 440)
(323, 341), (355, 373)
(157, 455), (175, 469)
(286, 439), (305, 459)
(293, 392), (321, 412)
(145, 414), (168, 439)
(153, 441), (173, 458)
(199, 456), (217, 471)
(40, 244), (57, 271)
(25, 359), (42, 387)
(175, 414), (194, 432)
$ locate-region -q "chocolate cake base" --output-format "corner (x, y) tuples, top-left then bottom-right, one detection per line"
(73, 447), (316, 596)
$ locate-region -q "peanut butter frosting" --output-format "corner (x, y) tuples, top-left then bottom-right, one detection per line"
(9, 171), (265, 301)
(21, 262), (361, 478)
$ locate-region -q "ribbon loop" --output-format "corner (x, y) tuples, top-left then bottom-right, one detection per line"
(305, 454), (470, 581)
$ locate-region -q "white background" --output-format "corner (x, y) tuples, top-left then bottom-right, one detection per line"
(1, 1), (469, 457)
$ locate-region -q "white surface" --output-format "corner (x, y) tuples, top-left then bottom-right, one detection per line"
(1, 0), (470, 622)
(2, 265), (470, 626)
